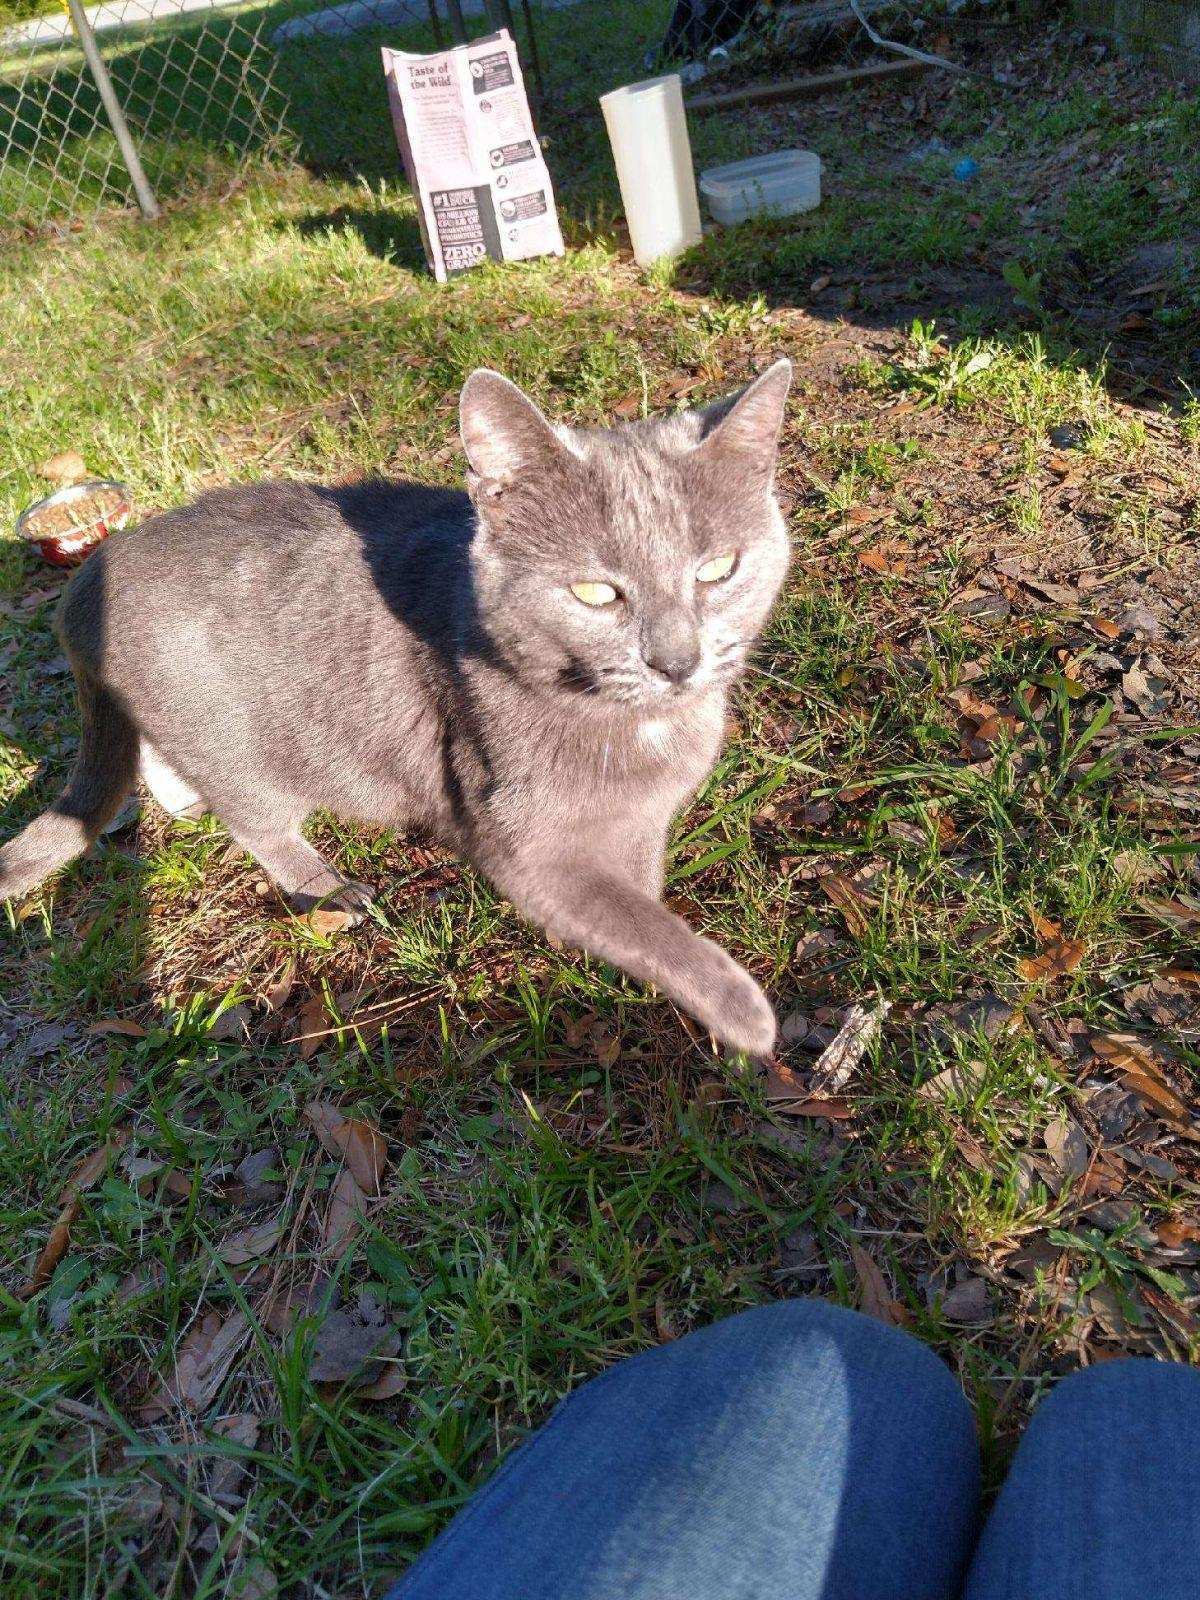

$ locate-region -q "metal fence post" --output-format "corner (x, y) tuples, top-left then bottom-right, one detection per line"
(443, 0), (469, 43)
(66, 0), (161, 219)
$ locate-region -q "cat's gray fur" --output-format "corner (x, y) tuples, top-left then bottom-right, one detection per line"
(0, 361), (792, 1053)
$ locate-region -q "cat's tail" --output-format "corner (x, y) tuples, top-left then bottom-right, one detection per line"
(0, 672), (139, 904)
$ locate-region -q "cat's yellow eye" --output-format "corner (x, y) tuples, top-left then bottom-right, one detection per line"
(570, 580), (619, 607)
(696, 552), (738, 584)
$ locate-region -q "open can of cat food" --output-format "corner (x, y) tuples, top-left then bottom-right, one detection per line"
(16, 479), (133, 567)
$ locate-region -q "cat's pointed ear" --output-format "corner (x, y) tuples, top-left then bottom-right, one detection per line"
(692, 358), (792, 477)
(460, 370), (567, 492)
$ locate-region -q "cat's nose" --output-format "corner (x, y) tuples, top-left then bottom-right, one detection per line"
(642, 614), (701, 686)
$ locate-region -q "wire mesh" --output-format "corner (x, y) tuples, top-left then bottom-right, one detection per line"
(652, 0), (945, 82)
(0, 0), (289, 229)
(0, 0), (941, 235)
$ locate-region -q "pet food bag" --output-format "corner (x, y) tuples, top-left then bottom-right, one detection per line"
(382, 31), (564, 283)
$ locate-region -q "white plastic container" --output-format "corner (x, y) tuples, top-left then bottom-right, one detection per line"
(699, 150), (822, 226)
(600, 74), (702, 269)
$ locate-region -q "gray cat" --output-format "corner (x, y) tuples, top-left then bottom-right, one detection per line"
(1, 361), (792, 1054)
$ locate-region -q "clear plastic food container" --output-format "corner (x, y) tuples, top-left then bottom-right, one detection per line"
(698, 150), (822, 226)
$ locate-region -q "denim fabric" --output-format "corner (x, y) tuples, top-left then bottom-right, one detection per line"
(387, 1301), (1200, 1600)
(389, 1300), (980, 1599)
(964, 1356), (1200, 1600)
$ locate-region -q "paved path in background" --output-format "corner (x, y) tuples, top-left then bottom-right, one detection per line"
(2, 0), (241, 48)
(4, 0), (580, 49)
(272, 0), (581, 42)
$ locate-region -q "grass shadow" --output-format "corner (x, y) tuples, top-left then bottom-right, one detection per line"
(292, 201), (428, 268)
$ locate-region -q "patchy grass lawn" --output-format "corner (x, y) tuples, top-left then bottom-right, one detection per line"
(2, 8), (1200, 1596)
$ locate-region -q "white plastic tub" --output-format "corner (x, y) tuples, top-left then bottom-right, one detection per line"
(600, 74), (703, 268)
(699, 150), (821, 226)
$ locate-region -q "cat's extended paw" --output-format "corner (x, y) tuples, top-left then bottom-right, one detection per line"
(696, 952), (777, 1058)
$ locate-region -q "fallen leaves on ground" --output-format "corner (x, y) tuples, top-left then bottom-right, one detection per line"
(1089, 1032), (1198, 1137)
(851, 1243), (907, 1325)
(21, 1137), (127, 1298)
(322, 1169), (364, 1258)
(1018, 913), (1086, 983)
(307, 1298), (401, 1386)
(39, 449), (88, 483)
(86, 1017), (148, 1038)
(304, 906), (360, 937)
(208, 1412), (260, 1501)
(918, 1060), (987, 1101)
(819, 872), (876, 939)
(140, 1310), (251, 1419)
(941, 1275), (992, 1324)
(1043, 1114), (1090, 1186)
(293, 995), (332, 1061)
(304, 1100), (388, 1195)
(218, 1218), (286, 1265)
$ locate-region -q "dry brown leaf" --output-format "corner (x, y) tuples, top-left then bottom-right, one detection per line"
(256, 1276), (328, 1337)
(820, 874), (872, 938)
(974, 713), (1020, 745)
(1089, 1031), (1163, 1074)
(765, 1058), (808, 1098)
(1120, 1070), (1191, 1123)
(851, 1243), (904, 1325)
(139, 1312), (247, 1417)
(1043, 1115), (1089, 1181)
(61, 1141), (122, 1203)
(261, 960), (296, 1013)
(1157, 1217), (1200, 1250)
(857, 544), (906, 577)
(305, 906), (359, 937)
(764, 1055), (854, 1118)
(163, 1169), (195, 1201)
(1140, 897), (1200, 931)
(294, 997), (332, 1060)
(232, 1558), (278, 1600)
(184, 1312), (250, 1410)
(307, 1306), (400, 1383)
(218, 1218), (285, 1266)
(21, 1202), (80, 1299)
(209, 1413), (260, 1500)
(332, 1119), (387, 1196)
(322, 1168), (364, 1258)
(946, 686), (998, 721)
(140, 1310), (249, 1420)
(87, 1017), (148, 1038)
(941, 1275), (992, 1323)
(21, 1138), (125, 1298)
(39, 449), (88, 483)
(1087, 1036), (1199, 1139)
(918, 1060), (987, 1100)
(1019, 936), (1085, 983)
(303, 1099), (345, 1158)
(356, 1362), (409, 1400)
(613, 392), (642, 420)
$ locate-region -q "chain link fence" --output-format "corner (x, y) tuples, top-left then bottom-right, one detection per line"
(1, 0), (945, 233)
(653, 0), (952, 85)
(0, 0), (293, 227)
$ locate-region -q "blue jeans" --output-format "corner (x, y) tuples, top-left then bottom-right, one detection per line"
(389, 1300), (1200, 1600)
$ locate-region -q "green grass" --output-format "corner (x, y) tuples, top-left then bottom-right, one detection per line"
(2, 9), (1200, 1597)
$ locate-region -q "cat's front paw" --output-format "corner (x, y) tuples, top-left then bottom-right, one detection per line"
(696, 953), (777, 1058)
